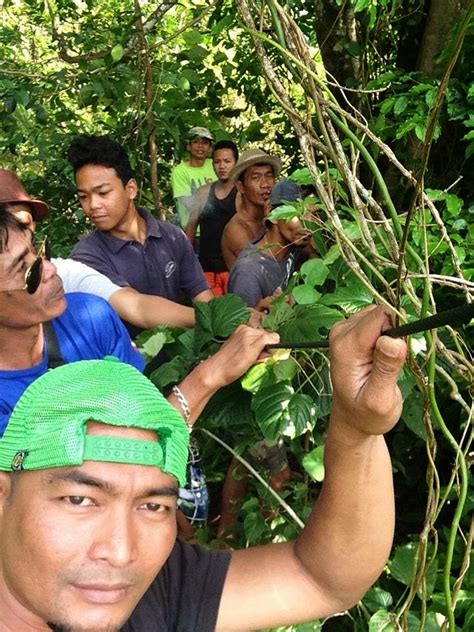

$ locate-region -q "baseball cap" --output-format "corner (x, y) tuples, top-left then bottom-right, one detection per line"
(229, 148), (282, 181)
(270, 179), (302, 208)
(188, 126), (214, 141)
(0, 170), (49, 221)
(0, 357), (189, 486)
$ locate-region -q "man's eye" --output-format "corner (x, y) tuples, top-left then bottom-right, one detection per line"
(138, 502), (170, 513)
(65, 496), (94, 506)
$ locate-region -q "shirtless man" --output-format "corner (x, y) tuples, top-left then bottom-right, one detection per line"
(221, 148), (281, 270)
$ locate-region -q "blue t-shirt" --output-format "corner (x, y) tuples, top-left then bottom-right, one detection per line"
(0, 292), (144, 437)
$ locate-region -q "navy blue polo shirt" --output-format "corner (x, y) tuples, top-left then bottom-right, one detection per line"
(70, 208), (209, 304)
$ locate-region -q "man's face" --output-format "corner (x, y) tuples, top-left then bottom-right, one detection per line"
(238, 164), (275, 208)
(187, 137), (211, 161)
(212, 148), (236, 182)
(0, 423), (178, 631)
(276, 215), (312, 247)
(75, 165), (138, 233)
(0, 227), (65, 328)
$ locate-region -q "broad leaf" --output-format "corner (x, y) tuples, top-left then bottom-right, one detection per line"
(401, 390), (426, 439)
(292, 284), (321, 305)
(251, 382), (293, 442)
(111, 44), (124, 62)
(302, 445), (325, 481)
(389, 542), (418, 586)
(194, 294), (249, 352)
(140, 331), (167, 362)
(321, 282), (374, 312)
(299, 258), (329, 287)
(368, 610), (396, 632)
(279, 304), (342, 342)
(363, 587), (393, 613)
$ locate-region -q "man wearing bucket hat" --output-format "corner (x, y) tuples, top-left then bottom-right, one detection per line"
(0, 304), (407, 631)
(0, 169), (196, 330)
(171, 126), (217, 227)
(221, 148), (282, 270)
(228, 178), (312, 308)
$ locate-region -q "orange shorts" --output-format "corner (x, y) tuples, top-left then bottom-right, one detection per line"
(204, 271), (229, 296)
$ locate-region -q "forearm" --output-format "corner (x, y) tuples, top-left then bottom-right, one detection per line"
(168, 358), (222, 425)
(295, 412), (394, 609)
(109, 289), (195, 329)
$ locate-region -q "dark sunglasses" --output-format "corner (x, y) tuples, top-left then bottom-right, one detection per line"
(1, 236), (51, 295)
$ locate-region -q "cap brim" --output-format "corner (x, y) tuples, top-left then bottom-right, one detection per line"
(29, 200), (49, 221)
(230, 156), (282, 181)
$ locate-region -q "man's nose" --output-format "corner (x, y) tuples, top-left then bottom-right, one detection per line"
(89, 510), (138, 568)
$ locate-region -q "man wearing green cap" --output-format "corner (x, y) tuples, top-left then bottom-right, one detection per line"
(0, 306), (407, 632)
(171, 126), (217, 227)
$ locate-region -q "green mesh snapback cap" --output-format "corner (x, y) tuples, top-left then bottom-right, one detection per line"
(0, 357), (189, 486)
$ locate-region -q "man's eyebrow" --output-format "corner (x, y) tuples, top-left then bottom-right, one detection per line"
(46, 469), (178, 498)
(77, 183), (112, 193)
(47, 470), (117, 494)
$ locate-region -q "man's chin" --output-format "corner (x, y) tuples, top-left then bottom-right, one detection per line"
(47, 618), (125, 632)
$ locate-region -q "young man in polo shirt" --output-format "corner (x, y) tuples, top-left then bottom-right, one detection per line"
(67, 135), (214, 338)
(171, 126), (217, 227)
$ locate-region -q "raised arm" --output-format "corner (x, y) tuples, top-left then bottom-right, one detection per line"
(216, 305), (407, 631)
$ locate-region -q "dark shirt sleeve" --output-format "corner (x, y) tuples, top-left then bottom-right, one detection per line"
(70, 236), (131, 288)
(125, 539), (231, 632)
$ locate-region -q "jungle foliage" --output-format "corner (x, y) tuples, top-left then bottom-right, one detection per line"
(1, 1), (473, 631)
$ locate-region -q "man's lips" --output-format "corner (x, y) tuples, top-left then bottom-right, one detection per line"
(73, 583), (133, 605)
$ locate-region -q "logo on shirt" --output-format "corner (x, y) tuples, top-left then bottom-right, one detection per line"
(165, 261), (177, 278)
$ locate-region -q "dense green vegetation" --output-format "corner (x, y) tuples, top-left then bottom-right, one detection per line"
(1, 1), (472, 630)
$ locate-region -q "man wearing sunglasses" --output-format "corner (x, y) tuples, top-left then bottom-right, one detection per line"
(0, 169), (196, 331)
(0, 201), (280, 453)
(0, 206), (145, 436)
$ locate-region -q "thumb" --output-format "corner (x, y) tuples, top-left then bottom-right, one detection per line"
(369, 336), (407, 394)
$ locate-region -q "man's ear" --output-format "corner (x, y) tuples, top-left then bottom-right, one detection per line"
(235, 179), (244, 195)
(126, 178), (138, 200)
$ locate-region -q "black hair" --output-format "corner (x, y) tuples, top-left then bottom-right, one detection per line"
(0, 204), (30, 253)
(67, 135), (135, 186)
(212, 140), (239, 161)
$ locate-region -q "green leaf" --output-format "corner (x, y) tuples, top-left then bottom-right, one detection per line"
(182, 30), (203, 46)
(302, 445), (325, 481)
(389, 542), (418, 586)
(193, 294), (250, 352)
(299, 258), (329, 287)
(401, 389), (426, 439)
(354, 0), (370, 11)
(111, 44), (124, 62)
(177, 77), (190, 92)
(321, 282), (374, 312)
(368, 610), (396, 632)
(241, 362), (272, 394)
(363, 587), (393, 613)
(140, 331), (167, 362)
(272, 358), (298, 382)
(287, 393), (317, 437)
(292, 285), (321, 305)
(394, 96), (409, 116)
(252, 383), (317, 442)
(267, 204), (298, 221)
(279, 304), (342, 342)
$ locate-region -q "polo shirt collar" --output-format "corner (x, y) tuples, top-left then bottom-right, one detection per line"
(96, 207), (162, 253)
